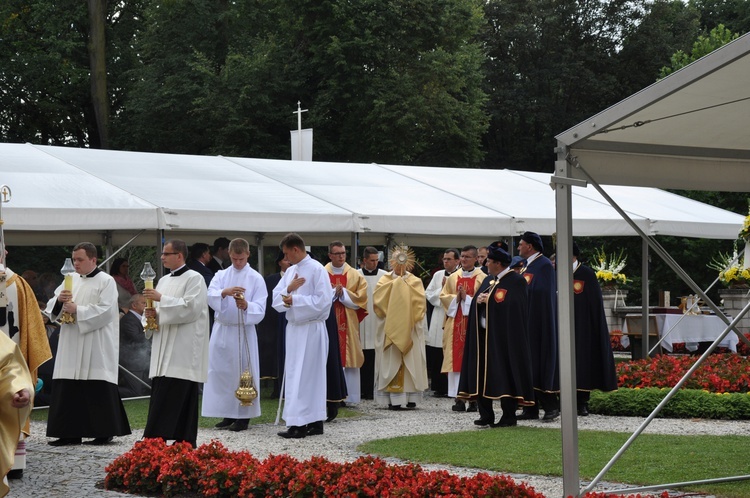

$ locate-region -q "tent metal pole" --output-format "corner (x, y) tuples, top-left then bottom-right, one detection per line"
(641, 239), (649, 359)
(98, 230), (146, 268)
(157, 230), (164, 280)
(351, 232), (358, 268)
(256, 233), (265, 275)
(582, 300), (750, 493)
(604, 474), (750, 495)
(570, 159), (748, 346)
(552, 153), (582, 498)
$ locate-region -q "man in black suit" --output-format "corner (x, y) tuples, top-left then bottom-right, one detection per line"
(187, 242), (215, 287)
(118, 294), (151, 398)
(207, 237), (230, 273)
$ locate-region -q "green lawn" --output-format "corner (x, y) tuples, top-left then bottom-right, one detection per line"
(359, 427), (750, 498)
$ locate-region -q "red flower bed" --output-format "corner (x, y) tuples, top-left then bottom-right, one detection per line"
(616, 353), (750, 392)
(105, 439), (549, 497)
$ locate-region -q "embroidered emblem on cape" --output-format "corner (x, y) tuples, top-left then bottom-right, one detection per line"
(573, 280), (585, 294)
(494, 288), (507, 303)
(523, 273), (534, 285)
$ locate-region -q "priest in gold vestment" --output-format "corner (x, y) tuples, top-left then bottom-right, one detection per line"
(0, 333), (33, 498)
(372, 246), (428, 410)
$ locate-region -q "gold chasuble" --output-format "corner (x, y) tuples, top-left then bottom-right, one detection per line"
(440, 268), (486, 373)
(373, 272), (427, 393)
(5, 273), (52, 436)
(325, 263), (367, 368)
(0, 334), (33, 498)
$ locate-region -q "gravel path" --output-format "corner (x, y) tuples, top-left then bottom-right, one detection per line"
(12, 395), (748, 497)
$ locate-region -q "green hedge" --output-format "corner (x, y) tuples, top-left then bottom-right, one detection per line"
(589, 388), (750, 419)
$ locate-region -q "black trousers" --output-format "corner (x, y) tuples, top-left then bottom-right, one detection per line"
(360, 349), (375, 399)
(143, 376), (200, 447)
(477, 396), (518, 423)
(425, 345), (447, 395)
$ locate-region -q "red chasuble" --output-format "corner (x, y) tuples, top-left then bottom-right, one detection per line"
(330, 273), (349, 364)
(452, 275), (479, 369)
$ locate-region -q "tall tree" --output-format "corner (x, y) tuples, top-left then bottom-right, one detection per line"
(88, 0), (109, 148)
(114, 0), (488, 166)
(481, 0), (643, 171)
(0, 0), (143, 147)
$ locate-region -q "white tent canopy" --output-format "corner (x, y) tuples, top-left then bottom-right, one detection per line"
(555, 31), (750, 497)
(0, 143), (743, 248)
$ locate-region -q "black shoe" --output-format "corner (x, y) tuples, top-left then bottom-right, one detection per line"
(84, 437), (114, 445)
(306, 421), (324, 436)
(578, 404), (589, 416)
(227, 420), (249, 432)
(48, 437), (82, 447)
(326, 402), (339, 422)
(473, 417), (494, 426)
(406, 402), (416, 409)
(388, 404), (402, 411)
(215, 418), (236, 429)
(278, 426), (306, 439)
(6, 469), (23, 479)
(451, 400), (466, 412)
(466, 401), (478, 412)
(517, 409), (539, 420)
(432, 392), (449, 398)
(494, 418), (518, 427)
(542, 409), (560, 421)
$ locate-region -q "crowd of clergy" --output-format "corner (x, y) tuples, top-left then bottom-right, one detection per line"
(0, 231), (617, 497)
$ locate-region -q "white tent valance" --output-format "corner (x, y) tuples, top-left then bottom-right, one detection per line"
(0, 142), (744, 247)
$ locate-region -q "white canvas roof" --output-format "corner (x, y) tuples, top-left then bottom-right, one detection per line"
(0, 142), (744, 247)
(556, 32), (750, 192)
(554, 31), (750, 497)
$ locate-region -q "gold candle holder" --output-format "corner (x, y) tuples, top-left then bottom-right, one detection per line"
(60, 258), (76, 324)
(141, 262), (158, 332)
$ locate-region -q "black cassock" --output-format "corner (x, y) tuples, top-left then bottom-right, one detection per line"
(458, 271), (534, 404)
(523, 255), (559, 393)
(573, 264), (618, 392)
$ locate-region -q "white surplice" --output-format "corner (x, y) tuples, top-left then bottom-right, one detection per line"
(202, 264), (267, 419)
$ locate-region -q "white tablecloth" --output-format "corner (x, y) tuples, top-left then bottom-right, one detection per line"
(622, 314), (738, 353)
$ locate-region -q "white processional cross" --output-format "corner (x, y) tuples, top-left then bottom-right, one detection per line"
(293, 101), (308, 161)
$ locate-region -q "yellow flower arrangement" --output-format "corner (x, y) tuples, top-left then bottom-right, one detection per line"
(739, 204), (750, 240)
(592, 247), (628, 287)
(707, 249), (749, 287)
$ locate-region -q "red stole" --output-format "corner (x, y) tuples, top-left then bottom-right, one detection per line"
(452, 274), (478, 369)
(330, 272), (349, 364)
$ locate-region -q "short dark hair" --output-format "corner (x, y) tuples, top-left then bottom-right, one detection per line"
(166, 239), (188, 259)
(444, 248), (460, 259)
(328, 241), (345, 253)
(362, 246), (379, 258)
(280, 233), (305, 252)
(213, 237), (230, 252)
(73, 242), (97, 259)
(190, 242), (210, 260)
(461, 245), (478, 257)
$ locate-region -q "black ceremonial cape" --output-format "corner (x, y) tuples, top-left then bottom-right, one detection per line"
(458, 272), (534, 404)
(523, 255), (559, 392)
(573, 264), (618, 392)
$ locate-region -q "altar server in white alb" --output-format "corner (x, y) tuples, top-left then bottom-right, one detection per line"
(45, 242), (131, 446)
(203, 238), (267, 432)
(272, 233), (333, 439)
(143, 239), (209, 448)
